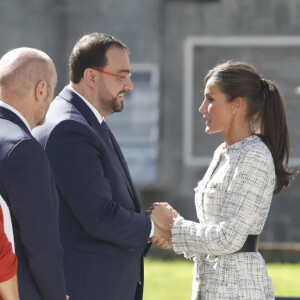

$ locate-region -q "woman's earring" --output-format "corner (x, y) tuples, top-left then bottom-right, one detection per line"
(232, 105), (236, 114)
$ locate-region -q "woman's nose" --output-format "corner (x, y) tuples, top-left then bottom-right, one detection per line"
(199, 100), (207, 114)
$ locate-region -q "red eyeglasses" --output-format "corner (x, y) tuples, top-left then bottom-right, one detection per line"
(91, 68), (131, 83)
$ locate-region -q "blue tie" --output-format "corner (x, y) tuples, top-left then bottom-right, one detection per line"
(100, 121), (111, 142)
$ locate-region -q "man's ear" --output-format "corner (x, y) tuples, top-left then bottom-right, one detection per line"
(83, 68), (97, 88)
(35, 80), (47, 103)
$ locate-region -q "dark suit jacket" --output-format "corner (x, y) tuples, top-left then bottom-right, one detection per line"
(0, 106), (66, 300)
(33, 86), (152, 300)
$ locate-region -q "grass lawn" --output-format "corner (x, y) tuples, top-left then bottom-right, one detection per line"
(268, 263), (300, 296)
(144, 258), (300, 299)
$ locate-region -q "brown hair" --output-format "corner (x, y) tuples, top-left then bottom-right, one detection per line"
(205, 61), (298, 194)
(69, 33), (128, 84)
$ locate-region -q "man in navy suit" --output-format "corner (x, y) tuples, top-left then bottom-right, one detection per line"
(33, 33), (170, 300)
(0, 47), (67, 300)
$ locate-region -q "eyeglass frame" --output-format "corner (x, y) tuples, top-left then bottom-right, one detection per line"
(90, 67), (131, 83)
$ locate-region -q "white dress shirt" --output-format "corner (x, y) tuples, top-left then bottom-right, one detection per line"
(68, 85), (105, 124)
(0, 100), (31, 131)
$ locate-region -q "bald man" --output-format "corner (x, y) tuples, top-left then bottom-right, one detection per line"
(0, 48), (66, 300)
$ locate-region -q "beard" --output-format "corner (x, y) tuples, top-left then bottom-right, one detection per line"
(107, 94), (123, 113)
(34, 110), (47, 128)
(34, 98), (52, 128)
(98, 87), (125, 116)
(36, 116), (46, 126)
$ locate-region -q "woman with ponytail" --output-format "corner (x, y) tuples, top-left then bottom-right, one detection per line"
(147, 61), (298, 299)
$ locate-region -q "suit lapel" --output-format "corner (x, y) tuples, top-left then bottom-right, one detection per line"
(59, 87), (139, 211)
(0, 106), (31, 136)
(110, 133), (141, 212)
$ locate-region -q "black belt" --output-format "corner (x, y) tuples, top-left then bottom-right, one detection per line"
(236, 235), (259, 253)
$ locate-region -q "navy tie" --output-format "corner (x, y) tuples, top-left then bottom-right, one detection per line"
(100, 121), (111, 142)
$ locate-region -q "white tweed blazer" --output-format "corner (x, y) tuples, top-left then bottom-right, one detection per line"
(172, 135), (275, 299)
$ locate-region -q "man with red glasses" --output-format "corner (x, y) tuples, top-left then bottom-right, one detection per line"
(33, 33), (169, 300)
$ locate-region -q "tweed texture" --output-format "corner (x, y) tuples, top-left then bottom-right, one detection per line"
(172, 135), (275, 299)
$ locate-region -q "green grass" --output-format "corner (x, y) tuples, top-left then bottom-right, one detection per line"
(144, 258), (193, 300)
(144, 258), (300, 299)
(268, 263), (300, 296)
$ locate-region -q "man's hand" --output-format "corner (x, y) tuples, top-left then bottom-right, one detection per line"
(150, 223), (172, 249)
(146, 202), (180, 249)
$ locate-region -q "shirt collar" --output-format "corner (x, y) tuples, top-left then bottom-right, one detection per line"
(68, 84), (105, 124)
(0, 100), (31, 131)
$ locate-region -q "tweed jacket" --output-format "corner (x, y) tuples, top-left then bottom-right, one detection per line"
(172, 135), (275, 299)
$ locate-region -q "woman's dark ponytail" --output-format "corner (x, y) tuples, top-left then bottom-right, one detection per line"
(258, 80), (298, 194)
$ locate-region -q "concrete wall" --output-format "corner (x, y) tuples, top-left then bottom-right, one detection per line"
(0, 0), (162, 89)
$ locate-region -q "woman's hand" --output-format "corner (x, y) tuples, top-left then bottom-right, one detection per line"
(146, 202), (179, 231)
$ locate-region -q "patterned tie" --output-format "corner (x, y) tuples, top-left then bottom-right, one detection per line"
(100, 120), (111, 142)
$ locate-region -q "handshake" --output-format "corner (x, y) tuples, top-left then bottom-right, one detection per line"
(146, 202), (179, 250)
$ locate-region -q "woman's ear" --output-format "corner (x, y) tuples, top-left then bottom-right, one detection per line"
(232, 96), (246, 114)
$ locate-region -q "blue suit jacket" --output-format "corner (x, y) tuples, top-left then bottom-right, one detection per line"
(33, 87), (152, 300)
(0, 106), (66, 300)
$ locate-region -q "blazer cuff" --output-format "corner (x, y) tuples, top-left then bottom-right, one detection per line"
(171, 217), (197, 259)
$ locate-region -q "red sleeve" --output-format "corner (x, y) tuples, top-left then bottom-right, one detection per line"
(0, 207), (18, 282)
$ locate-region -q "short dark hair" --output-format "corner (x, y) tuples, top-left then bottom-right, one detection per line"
(69, 33), (128, 84)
